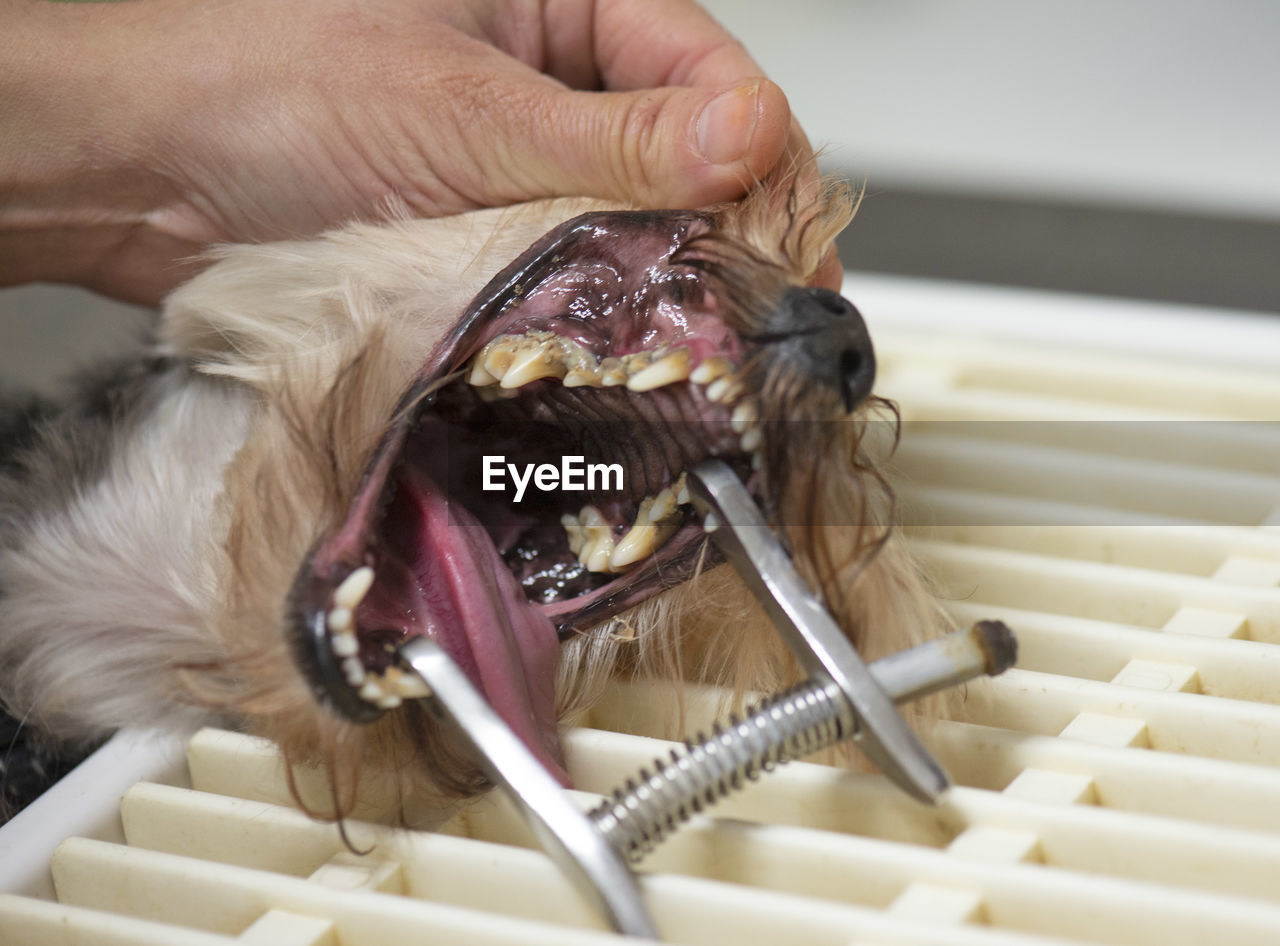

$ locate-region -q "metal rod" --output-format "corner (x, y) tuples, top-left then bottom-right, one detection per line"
(398, 637), (658, 940)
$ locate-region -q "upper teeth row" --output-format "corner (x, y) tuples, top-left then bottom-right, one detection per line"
(469, 331), (694, 393)
(561, 474), (691, 574)
(326, 565), (430, 710)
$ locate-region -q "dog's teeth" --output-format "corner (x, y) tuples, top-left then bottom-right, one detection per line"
(331, 631), (359, 657)
(342, 656), (366, 687)
(730, 401), (758, 433)
(706, 374), (743, 404)
(751, 451), (764, 471)
(563, 365), (603, 387)
(649, 486), (678, 522)
(740, 427), (763, 452)
(611, 516), (680, 569)
(467, 359), (499, 386)
(334, 566), (375, 611)
(500, 343), (566, 389)
(627, 349), (691, 392)
(675, 472), (690, 506)
(480, 337), (519, 380)
(580, 505), (609, 529)
(561, 513), (586, 555)
(359, 679), (387, 703)
(327, 607), (353, 634)
(599, 357), (628, 386)
(690, 357), (734, 385)
(389, 669), (431, 699)
(583, 532), (616, 573)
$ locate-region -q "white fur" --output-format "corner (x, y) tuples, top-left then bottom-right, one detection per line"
(0, 373), (252, 739)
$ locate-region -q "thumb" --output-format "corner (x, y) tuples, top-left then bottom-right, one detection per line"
(518, 79), (792, 209)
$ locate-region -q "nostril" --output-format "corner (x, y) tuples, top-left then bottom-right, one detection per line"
(839, 346), (874, 412)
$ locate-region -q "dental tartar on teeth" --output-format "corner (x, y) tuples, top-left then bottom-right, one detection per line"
(560, 473), (693, 575)
(465, 331), (764, 462)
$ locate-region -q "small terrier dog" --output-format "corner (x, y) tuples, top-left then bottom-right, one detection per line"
(0, 170), (945, 821)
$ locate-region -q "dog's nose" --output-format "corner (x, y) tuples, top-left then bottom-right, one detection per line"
(767, 286), (877, 412)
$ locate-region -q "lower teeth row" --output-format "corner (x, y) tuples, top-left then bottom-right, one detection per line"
(561, 473), (691, 574)
(325, 566), (429, 709)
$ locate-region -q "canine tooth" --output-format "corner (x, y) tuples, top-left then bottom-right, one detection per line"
(706, 374), (742, 404)
(730, 401), (758, 433)
(599, 357), (627, 386)
(627, 349), (692, 392)
(610, 517), (680, 569)
(331, 631), (359, 657)
(584, 533), (616, 573)
(741, 427), (763, 452)
(500, 343), (566, 389)
(334, 566), (375, 611)
(342, 657), (366, 686)
(675, 473), (690, 505)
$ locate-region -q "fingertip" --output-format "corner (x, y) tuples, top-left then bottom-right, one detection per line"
(691, 78), (790, 200)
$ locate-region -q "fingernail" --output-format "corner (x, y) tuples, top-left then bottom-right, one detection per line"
(696, 81), (760, 165)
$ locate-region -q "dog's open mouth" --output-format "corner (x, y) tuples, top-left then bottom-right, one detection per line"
(287, 208), (874, 780)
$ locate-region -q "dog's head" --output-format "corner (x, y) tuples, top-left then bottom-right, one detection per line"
(161, 170), (943, 819)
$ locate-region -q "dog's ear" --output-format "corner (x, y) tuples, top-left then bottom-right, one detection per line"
(158, 198), (613, 387)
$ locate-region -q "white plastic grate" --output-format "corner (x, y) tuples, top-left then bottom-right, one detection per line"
(3, 280), (1280, 945)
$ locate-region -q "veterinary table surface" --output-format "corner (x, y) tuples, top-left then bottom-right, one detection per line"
(4, 274), (1280, 945)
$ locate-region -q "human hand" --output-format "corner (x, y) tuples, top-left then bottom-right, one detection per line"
(2, 0), (836, 303)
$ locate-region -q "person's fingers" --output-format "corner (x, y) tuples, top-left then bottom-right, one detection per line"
(471, 76), (792, 208)
(544, 0), (765, 91)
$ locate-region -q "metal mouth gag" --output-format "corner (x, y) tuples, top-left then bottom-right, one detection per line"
(394, 459), (1017, 939)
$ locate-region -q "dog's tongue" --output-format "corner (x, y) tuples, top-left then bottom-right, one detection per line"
(401, 471), (567, 785)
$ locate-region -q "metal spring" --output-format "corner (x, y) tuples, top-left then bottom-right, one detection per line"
(589, 678), (851, 860)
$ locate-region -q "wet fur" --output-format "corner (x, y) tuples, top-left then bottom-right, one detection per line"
(0, 173), (947, 821)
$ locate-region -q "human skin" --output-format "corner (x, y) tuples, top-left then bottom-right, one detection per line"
(1, 0), (839, 304)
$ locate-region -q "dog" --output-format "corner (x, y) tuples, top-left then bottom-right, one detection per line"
(0, 169), (946, 823)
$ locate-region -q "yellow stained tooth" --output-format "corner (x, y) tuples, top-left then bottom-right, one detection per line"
(599, 357), (627, 386)
(500, 343), (566, 388)
(741, 427), (763, 452)
(627, 349), (692, 392)
(675, 474), (690, 505)
(649, 487), (677, 522)
(468, 359), (499, 386)
(731, 401), (758, 432)
(389, 670), (431, 698)
(481, 337), (519, 379)
(561, 514), (585, 555)
(563, 365), (603, 387)
(610, 517), (679, 569)
(585, 534), (615, 573)
(580, 505), (608, 528)
(691, 356), (733, 385)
